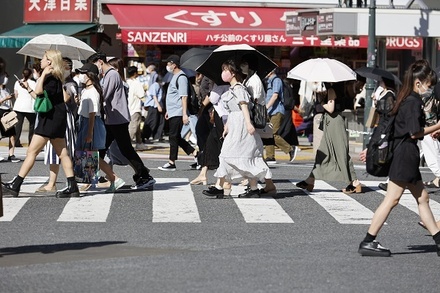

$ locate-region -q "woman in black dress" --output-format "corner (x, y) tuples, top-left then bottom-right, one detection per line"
(2, 50), (79, 198)
(359, 59), (440, 257)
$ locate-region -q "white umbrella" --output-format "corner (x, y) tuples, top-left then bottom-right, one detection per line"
(287, 58), (356, 82)
(17, 34), (96, 60)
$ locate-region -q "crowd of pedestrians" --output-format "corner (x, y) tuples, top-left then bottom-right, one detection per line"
(1, 47), (440, 257)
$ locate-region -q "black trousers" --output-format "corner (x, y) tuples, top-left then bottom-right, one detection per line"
(168, 116), (195, 162)
(14, 111), (36, 146)
(100, 123), (150, 180)
(142, 107), (164, 141)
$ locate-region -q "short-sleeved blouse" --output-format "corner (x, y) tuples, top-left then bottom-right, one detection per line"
(34, 74), (67, 139)
(388, 93), (424, 184)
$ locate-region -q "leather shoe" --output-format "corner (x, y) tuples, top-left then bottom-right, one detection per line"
(238, 188), (260, 198)
(378, 183), (388, 191)
(358, 240), (391, 257)
(202, 186), (224, 196)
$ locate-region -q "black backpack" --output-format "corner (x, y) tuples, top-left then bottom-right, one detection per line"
(270, 77), (295, 110)
(176, 74), (199, 115)
(366, 115), (406, 177)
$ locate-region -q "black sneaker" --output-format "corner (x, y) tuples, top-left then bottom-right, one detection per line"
(265, 157), (277, 165)
(289, 146), (299, 162)
(7, 155), (20, 163)
(190, 162), (201, 170)
(158, 162), (176, 171)
(358, 240), (391, 257)
(238, 188), (260, 198)
(378, 183), (388, 191)
(202, 186), (224, 196)
(131, 176), (156, 190)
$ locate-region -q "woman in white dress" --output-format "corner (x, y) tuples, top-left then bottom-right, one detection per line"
(203, 60), (271, 198)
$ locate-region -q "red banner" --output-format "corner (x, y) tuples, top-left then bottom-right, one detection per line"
(109, 4), (422, 49)
(24, 0), (93, 23)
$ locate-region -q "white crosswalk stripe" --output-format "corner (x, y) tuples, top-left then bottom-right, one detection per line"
(292, 180), (376, 224)
(57, 193), (114, 222)
(2, 177), (440, 224)
(363, 181), (440, 221)
(0, 198), (30, 222)
(153, 178), (201, 223)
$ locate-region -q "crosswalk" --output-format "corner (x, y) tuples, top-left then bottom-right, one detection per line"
(1, 177), (440, 224)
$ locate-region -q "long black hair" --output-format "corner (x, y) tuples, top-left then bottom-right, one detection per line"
(391, 59), (437, 115)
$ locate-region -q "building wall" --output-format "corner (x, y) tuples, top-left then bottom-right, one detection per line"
(0, 0), (26, 93)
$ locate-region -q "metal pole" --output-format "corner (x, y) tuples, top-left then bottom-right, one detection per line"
(363, 0), (376, 149)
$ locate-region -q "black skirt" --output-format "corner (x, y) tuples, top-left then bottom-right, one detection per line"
(388, 139), (421, 185)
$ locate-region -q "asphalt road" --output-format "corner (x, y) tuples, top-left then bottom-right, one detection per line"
(0, 145), (439, 293)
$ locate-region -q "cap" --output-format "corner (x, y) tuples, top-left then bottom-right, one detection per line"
(76, 63), (99, 75)
(165, 54), (180, 66)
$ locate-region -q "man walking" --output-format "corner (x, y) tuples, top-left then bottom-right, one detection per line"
(89, 52), (155, 189)
(158, 54), (197, 171)
(265, 70), (298, 163)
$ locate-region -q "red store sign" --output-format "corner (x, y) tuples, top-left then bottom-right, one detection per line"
(108, 4), (422, 49)
(24, 0), (93, 23)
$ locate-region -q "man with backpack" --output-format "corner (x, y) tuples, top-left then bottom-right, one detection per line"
(265, 70), (298, 163)
(158, 54), (198, 171)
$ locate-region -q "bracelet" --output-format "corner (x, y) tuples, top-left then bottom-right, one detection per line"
(28, 89), (33, 93)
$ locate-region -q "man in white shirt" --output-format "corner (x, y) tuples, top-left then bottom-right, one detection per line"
(126, 66), (147, 151)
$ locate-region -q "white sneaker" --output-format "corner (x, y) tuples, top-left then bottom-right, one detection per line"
(158, 162), (176, 171)
(105, 178), (125, 193)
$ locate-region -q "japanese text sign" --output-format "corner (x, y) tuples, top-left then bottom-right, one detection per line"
(24, 0), (92, 23)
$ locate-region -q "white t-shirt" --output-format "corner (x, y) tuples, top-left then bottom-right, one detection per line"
(78, 86), (100, 119)
(13, 79), (36, 113)
(126, 78), (145, 116)
(244, 73), (265, 105)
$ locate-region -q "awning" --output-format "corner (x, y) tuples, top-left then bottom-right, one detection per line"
(0, 23), (96, 48)
(107, 4), (290, 46)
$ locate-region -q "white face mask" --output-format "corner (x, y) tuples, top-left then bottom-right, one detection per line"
(2, 76), (8, 85)
(33, 73), (39, 80)
(166, 65), (174, 73)
(78, 73), (87, 84)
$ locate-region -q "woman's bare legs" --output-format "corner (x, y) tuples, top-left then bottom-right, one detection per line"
(407, 181), (440, 236)
(18, 134), (49, 178)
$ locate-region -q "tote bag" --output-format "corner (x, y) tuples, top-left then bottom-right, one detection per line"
(73, 149), (100, 184)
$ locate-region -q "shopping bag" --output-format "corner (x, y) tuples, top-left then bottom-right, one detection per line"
(256, 122), (274, 139)
(73, 149), (100, 184)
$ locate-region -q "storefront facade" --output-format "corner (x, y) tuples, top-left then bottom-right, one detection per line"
(98, 0), (440, 78)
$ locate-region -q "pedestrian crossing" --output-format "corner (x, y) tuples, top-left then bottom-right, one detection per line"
(1, 177), (440, 224)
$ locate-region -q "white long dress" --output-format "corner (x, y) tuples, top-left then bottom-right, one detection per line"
(214, 83), (271, 182)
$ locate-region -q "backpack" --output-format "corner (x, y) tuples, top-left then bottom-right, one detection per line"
(231, 84), (267, 129)
(270, 77), (295, 110)
(366, 115), (406, 177)
(176, 74), (199, 115)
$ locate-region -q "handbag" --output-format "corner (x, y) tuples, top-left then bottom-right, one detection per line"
(73, 148), (100, 184)
(256, 122), (274, 139)
(1, 110), (18, 132)
(34, 90), (53, 113)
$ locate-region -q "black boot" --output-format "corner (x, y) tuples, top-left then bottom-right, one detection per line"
(56, 176), (80, 198)
(1, 175), (24, 197)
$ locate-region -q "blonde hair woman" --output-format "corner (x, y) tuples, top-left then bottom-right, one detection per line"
(2, 50), (79, 198)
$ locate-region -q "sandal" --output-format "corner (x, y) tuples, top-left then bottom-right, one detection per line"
(423, 180), (440, 188)
(296, 181), (314, 192)
(418, 221), (428, 230)
(342, 184), (362, 194)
